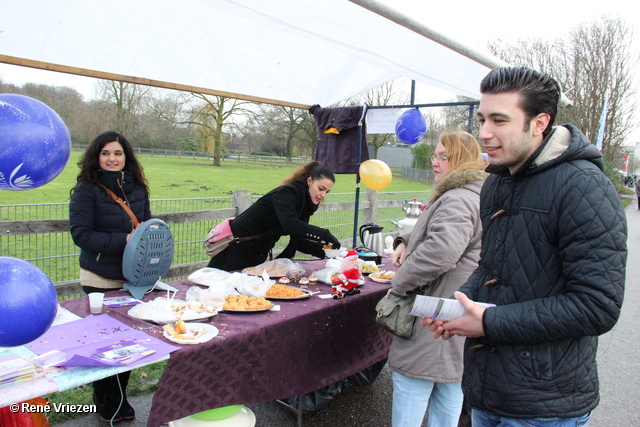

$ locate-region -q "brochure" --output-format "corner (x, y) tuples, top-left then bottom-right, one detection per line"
(103, 296), (141, 307)
(0, 355), (35, 385)
(91, 341), (155, 365)
(410, 295), (496, 321)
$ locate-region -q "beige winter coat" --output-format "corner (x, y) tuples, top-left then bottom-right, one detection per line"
(388, 168), (486, 383)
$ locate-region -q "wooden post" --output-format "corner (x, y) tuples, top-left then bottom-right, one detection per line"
(233, 190), (253, 216)
(365, 188), (378, 223)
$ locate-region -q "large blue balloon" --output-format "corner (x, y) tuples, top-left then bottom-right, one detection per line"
(395, 108), (427, 145)
(0, 94), (71, 190)
(0, 257), (58, 347)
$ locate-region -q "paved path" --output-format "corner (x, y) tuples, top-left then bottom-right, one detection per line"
(54, 199), (640, 427)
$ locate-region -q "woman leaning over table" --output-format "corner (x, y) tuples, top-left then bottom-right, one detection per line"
(207, 161), (341, 271)
(389, 131), (487, 427)
(69, 131), (151, 423)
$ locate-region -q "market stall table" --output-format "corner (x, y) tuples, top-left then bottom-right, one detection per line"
(34, 255), (395, 426)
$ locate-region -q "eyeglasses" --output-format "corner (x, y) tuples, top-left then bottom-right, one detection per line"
(430, 155), (448, 163)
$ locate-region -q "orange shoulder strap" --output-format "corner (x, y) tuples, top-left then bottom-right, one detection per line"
(99, 184), (140, 228)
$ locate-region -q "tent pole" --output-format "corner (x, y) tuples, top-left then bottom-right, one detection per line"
(352, 104), (369, 249)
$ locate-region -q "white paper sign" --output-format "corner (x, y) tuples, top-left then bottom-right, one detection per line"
(366, 108), (398, 134)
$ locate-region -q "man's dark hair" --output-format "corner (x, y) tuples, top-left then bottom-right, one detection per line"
(480, 67), (561, 138)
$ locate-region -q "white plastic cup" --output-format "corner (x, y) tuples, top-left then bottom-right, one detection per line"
(88, 292), (104, 314)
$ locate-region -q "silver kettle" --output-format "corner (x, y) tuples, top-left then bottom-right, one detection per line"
(359, 222), (384, 255)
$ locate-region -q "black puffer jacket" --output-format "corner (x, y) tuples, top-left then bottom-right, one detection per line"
(459, 124), (627, 418)
(207, 177), (331, 271)
(69, 170), (151, 280)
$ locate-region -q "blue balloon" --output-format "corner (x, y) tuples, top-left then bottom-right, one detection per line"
(0, 94), (71, 190)
(0, 257), (58, 347)
(395, 108), (427, 145)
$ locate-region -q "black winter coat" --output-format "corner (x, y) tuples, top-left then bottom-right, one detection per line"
(69, 170), (151, 280)
(208, 178), (328, 271)
(459, 125), (627, 418)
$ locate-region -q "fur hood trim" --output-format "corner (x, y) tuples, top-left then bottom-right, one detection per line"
(432, 168), (488, 200)
(535, 126), (571, 167)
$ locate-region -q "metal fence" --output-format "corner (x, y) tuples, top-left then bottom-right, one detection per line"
(0, 191), (430, 294)
(401, 166), (435, 183)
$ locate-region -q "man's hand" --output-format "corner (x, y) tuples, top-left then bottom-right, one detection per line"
(420, 291), (486, 340)
(392, 242), (407, 267)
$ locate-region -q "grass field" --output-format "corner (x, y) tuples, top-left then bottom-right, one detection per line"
(1, 151), (429, 205)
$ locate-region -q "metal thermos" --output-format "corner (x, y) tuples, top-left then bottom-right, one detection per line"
(359, 222), (385, 254)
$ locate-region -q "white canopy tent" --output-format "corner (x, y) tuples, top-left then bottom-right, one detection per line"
(0, 0), (508, 108)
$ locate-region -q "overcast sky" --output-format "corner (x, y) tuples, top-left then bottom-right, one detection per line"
(1, 0), (638, 138)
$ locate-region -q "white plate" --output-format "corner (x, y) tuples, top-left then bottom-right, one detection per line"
(369, 273), (394, 283)
(163, 323), (219, 344)
(128, 298), (218, 324)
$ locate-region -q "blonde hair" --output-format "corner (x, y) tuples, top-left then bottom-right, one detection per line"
(437, 131), (486, 177)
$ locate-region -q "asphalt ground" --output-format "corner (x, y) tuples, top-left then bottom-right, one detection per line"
(53, 198), (640, 427)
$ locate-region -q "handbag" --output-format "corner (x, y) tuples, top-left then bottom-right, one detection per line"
(375, 288), (422, 339)
(203, 218), (264, 257)
(375, 232), (482, 339)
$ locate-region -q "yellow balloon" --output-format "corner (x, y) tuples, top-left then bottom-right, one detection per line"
(359, 159), (392, 191)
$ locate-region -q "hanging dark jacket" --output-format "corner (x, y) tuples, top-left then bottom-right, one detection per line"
(207, 177), (329, 271)
(310, 105), (369, 174)
(459, 124), (627, 418)
(69, 170), (151, 280)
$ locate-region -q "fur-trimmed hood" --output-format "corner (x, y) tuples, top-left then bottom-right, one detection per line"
(432, 168), (489, 200)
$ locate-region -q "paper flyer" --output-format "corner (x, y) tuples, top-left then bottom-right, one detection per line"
(410, 295), (496, 321)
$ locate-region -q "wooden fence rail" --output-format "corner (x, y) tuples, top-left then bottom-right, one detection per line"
(1, 190), (428, 298)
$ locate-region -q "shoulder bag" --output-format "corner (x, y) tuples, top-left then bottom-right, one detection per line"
(375, 233), (481, 339)
(203, 218), (264, 257)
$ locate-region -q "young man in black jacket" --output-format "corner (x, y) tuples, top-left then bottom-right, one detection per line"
(426, 67), (627, 426)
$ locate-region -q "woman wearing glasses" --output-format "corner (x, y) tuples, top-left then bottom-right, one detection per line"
(388, 131), (487, 427)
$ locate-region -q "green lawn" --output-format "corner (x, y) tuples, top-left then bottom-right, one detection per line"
(1, 151), (429, 204)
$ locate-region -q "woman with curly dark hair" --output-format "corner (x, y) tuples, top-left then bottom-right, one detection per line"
(69, 131), (151, 423)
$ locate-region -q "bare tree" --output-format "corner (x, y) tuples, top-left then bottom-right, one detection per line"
(148, 91), (255, 165)
(347, 79), (411, 158)
(186, 94), (254, 166)
(248, 105), (315, 160)
(489, 16), (638, 167)
(96, 80), (151, 136)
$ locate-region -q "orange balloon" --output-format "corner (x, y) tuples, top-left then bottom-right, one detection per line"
(359, 159), (392, 191)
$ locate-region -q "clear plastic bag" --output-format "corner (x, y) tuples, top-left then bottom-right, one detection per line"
(186, 285), (229, 310)
(242, 259), (305, 277)
(188, 267), (233, 287)
(229, 272), (273, 297)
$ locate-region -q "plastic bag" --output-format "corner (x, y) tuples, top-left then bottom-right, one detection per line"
(285, 382), (343, 414)
(186, 285), (229, 310)
(128, 297), (178, 324)
(242, 259), (305, 277)
(312, 266), (341, 285)
(286, 360), (387, 413)
(188, 267), (234, 287)
(0, 398), (51, 427)
(229, 272), (273, 297)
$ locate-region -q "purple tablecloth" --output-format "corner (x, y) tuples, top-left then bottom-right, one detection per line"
(62, 256), (395, 426)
